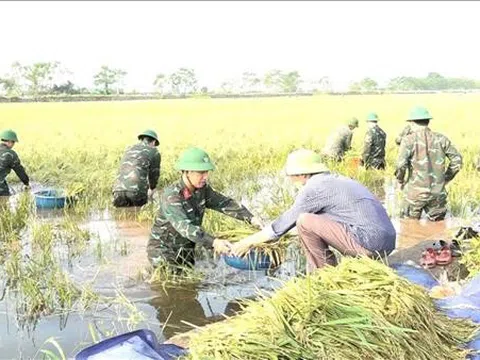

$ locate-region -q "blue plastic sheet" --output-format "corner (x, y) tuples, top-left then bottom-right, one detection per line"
(466, 335), (480, 360)
(432, 274), (480, 359)
(435, 297), (480, 324)
(390, 263), (439, 290)
(75, 329), (187, 360)
(461, 275), (480, 303)
(435, 275), (480, 324)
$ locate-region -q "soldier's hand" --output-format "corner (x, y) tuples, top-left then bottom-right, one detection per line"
(213, 239), (232, 255)
(250, 216), (265, 230)
(230, 239), (254, 257)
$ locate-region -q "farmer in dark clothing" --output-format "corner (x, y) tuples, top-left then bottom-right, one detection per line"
(112, 129), (161, 207)
(0, 129), (30, 196)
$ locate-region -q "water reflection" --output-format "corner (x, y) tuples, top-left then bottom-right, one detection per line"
(393, 217), (460, 249)
(149, 285), (242, 339)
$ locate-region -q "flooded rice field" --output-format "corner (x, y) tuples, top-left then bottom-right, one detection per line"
(0, 177), (478, 358)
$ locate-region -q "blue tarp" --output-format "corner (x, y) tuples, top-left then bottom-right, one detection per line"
(390, 263), (439, 290)
(75, 329), (187, 360)
(432, 274), (480, 359)
(390, 264), (480, 359)
(466, 335), (480, 360)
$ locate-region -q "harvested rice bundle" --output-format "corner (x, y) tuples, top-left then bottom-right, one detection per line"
(215, 224), (294, 268)
(185, 257), (478, 360)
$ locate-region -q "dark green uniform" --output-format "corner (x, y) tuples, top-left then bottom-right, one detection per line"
(395, 125), (412, 146)
(0, 143), (29, 196)
(321, 126), (354, 162)
(362, 124), (386, 169)
(112, 141), (160, 207)
(395, 126), (462, 221)
(148, 178), (253, 266)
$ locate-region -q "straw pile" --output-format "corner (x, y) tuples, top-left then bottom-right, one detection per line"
(185, 257), (478, 360)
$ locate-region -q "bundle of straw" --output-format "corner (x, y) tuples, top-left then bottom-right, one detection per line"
(215, 224), (294, 268)
(185, 257), (478, 360)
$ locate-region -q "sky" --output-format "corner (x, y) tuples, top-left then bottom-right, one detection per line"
(1, 1), (480, 91)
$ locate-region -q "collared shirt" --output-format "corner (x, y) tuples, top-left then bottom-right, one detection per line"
(264, 173), (396, 253)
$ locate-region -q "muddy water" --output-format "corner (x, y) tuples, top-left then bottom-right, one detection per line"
(0, 177), (474, 358)
(0, 199), (282, 358)
(393, 218), (460, 249)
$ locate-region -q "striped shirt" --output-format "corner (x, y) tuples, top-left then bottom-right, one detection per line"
(264, 172), (396, 253)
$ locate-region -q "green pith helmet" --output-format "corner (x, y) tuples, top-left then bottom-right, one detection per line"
(346, 117), (359, 128)
(284, 149), (329, 176)
(175, 147), (216, 171)
(0, 129), (19, 142)
(366, 112), (379, 122)
(138, 129), (159, 146)
(408, 106), (432, 121)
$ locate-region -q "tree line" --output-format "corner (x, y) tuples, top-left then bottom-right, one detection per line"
(349, 72), (480, 92)
(1, 61), (480, 98)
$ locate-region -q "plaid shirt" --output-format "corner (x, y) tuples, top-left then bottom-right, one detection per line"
(264, 173), (396, 253)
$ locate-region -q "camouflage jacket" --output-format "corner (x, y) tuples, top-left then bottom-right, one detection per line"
(395, 125), (412, 146)
(362, 125), (386, 167)
(113, 142), (160, 195)
(149, 178), (254, 250)
(395, 126), (462, 198)
(322, 125), (353, 160)
(0, 143), (29, 188)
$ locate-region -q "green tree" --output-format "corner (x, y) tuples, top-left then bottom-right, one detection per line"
(359, 77), (378, 91)
(5, 61), (64, 97)
(279, 71), (301, 93)
(349, 77), (378, 92)
(169, 68), (197, 95)
(264, 69), (282, 92)
(0, 77), (19, 96)
(93, 65), (127, 95)
(241, 71), (261, 93)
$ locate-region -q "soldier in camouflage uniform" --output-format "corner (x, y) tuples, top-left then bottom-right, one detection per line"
(395, 107), (462, 221)
(395, 124), (412, 146)
(112, 129), (161, 207)
(321, 117), (359, 162)
(147, 147), (262, 268)
(361, 112), (386, 170)
(0, 129), (30, 196)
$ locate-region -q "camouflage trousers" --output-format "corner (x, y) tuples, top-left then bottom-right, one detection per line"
(147, 237), (196, 268)
(401, 194), (447, 221)
(0, 180), (10, 196)
(363, 159), (385, 170)
(112, 191), (147, 208)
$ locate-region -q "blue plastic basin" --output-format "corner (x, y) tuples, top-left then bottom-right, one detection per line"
(34, 189), (67, 209)
(223, 249), (271, 270)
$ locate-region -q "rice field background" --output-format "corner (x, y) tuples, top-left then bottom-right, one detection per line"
(1, 93), (480, 358)
(1, 93), (480, 213)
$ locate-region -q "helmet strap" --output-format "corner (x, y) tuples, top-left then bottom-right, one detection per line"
(183, 171), (196, 192)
